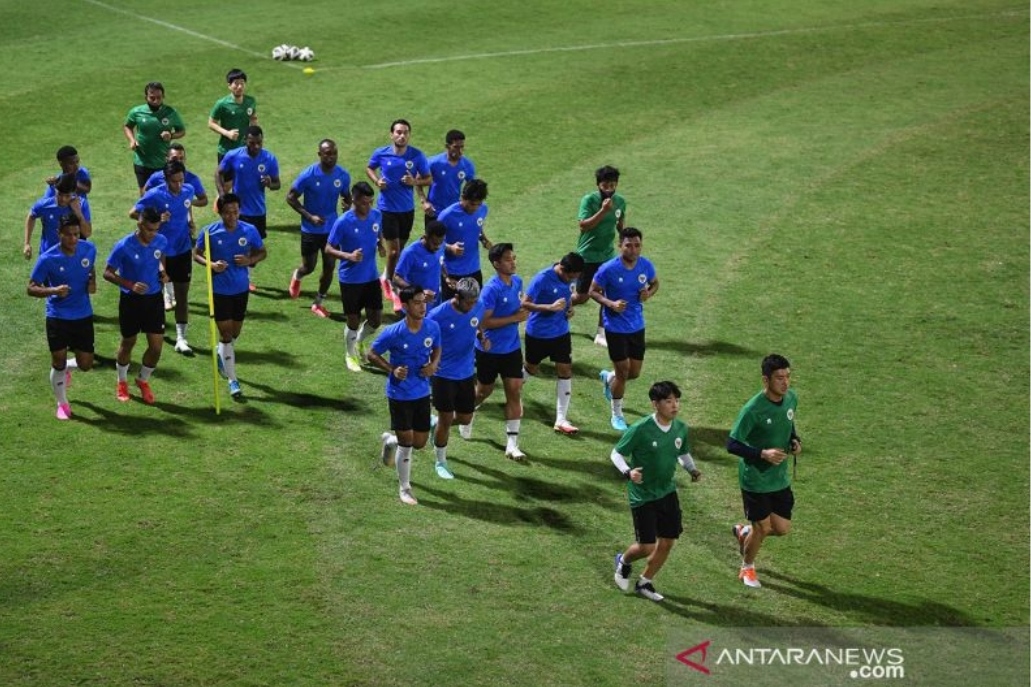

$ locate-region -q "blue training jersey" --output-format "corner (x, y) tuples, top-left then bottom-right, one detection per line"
(44, 167), (92, 198)
(428, 299), (484, 381)
(219, 147), (279, 216)
(367, 145), (429, 213)
(476, 274), (523, 355)
(395, 239), (444, 305)
(196, 221), (264, 296)
(438, 201), (489, 276)
(593, 256), (657, 334)
(134, 184), (195, 256)
(106, 232), (169, 296)
(371, 318), (441, 401)
(30, 195), (92, 255)
(328, 209), (382, 285)
(30, 241), (96, 320)
(290, 163), (351, 234)
(426, 152), (475, 211)
(525, 264), (576, 339)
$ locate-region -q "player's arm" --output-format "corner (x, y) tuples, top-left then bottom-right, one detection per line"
(286, 187), (316, 224)
(103, 262), (143, 293)
(639, 275), (660, 302)
(69, 197), (92, 240)
(366, 166), (386, 190)
(588, 279), (621, 310)
(23, 212), (36, 260)
(578, 196), (612, 233)
(520, 291), (564, 314)
(727, 436), (786, 466)
(217, 165), (234, 198)
(678, 453), (702, 482)
(27, 278), (68, 299)
(609, 449), (643, 484)
(122, 122), (138, 150)
(246, 245), (268, 267)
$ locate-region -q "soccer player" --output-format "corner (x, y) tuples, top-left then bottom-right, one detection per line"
(123, 81), (186, 195)
(218, 126), (280, 290)
(470, 243), (529, 460)
(286, 139), (352, 317)
(44, 145), (91, 197)
(521, 252), (584, 435)
(611, 381), (701, 602)
(437, 178), (492, 302)
(103, 208), (169, 405)
(26, 215), (97, 420)
(207, 68), (258, 165)
(194, 194), (267, 399)
(367, 286), (441, 506)
(143, 143), (210, 207)
(24, 173), (92, 261)
(427, 277), (486, 478)
(418, 129), (476, 225)
(325, 182), (385, 372)
(573, 165), (626, 347)
(589, 227), (659, 432)
(393, 220), (447, 310)
(131, 160), (197, 353)
(727, 354), (802, 589)
(365, 118), (431, 309)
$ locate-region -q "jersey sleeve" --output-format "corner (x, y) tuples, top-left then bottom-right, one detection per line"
(578, 193), (597, 221)
(613, 423), (639, 458)
(729, 405), (756, 444)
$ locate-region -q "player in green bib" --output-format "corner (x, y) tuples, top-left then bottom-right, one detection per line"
(572, 165), (626, 346)
(727, 354), (802, 589)
(208, 68), (258, 163)
(610, 381), (701, 602)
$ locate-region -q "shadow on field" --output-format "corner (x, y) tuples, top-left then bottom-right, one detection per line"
(264, 223), (296, 235)
(73, 400), (195, 437)
(647, 338), (758, 357)
(417, 483), (584, 534)
(243, 379), (365, 412)
(759, 570), (979, 626)
(656, 594), (789, 625)
(451, 457), (619, 509)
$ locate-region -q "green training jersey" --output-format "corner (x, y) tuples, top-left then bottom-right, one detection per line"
(125, 104), (186, 169)
(615, 414), (690, 508)
(576, 191), (626, 264)
(730, 389), (798, 493)
(210, 94), (257, 155)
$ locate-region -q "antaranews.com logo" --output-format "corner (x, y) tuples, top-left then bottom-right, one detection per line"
(676, 640), (905, 680)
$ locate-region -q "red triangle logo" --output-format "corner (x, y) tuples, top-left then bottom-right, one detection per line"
(676, 640), (711, 675)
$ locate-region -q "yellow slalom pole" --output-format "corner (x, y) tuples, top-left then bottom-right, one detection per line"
(203, 229), (221, 415)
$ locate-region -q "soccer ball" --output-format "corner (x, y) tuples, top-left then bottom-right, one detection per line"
(297, 46), (315, 62)
(271, 44), (290, 60)
(287, 45), (301, 60)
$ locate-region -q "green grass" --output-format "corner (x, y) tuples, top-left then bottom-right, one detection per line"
(0, 1), (1027, 685)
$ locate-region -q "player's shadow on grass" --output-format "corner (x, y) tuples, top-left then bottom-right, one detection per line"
(264, 223), (296, 235)
(92, 313), (119, 326)
(759, 570), (979, 626)
(235, 309), (291, 322)
(653, 594), (791, 625)
(453, 457), (618, 508)
(242, 379), (365, 412)
(74, 400), (196, 437)
(646, 338), (758, 357)
(416, 483), (583, 534)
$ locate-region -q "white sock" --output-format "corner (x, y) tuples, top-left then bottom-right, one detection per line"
(219, 341), (238, 381)
(65, 357), (79, 370)
(50, 367), (68, 404)
(505, 419), (521, 451)
(176, 322), (188, 340)
(164, 282), (174, 299)
(139, 365), (155, 381)
(434, 444), (447, 463)
(396, 445), (414, 490)
(357, 321), (378, 344)
(345, 327), (359, 356)
(116, 363), (130, 383)
(522, 367), (531, 382)
(556, 378), (572, 424)
(611, 398), (624, 417)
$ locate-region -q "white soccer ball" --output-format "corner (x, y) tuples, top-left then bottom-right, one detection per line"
(287, 45), (301, 60)
(297, 46), (315, 62)
(272, 44), (289, 61)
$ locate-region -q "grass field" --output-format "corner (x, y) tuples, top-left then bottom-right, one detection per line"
(0, 1), (1028, 685)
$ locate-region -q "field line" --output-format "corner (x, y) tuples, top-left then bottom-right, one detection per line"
(358, 9), (1027, 70)
(79, 0), (298, 66)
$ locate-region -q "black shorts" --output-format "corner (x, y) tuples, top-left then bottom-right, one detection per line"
(381, 210), (415, 243)
(165, 251), (193, 283)
(575, 262), (603, 294)
(46, 316), (95, 354)
(431, 375), (476, 414)
(119, 293), (166, 338)
(240, 214), (267, 239)
(606, 328), (646, 362)
(631, 491), (683, 544)
(475, 348), (524, 385)
(134, 164), (162, 189)
(440, 269), (483, 302)
(388, 395), (432, 432)
(213, 291), (249, 322)
(524, 332), (572, 365)
(300, 232), (329, 259)
(742, 487), (794, 523)
(340, 280), (383, 316)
